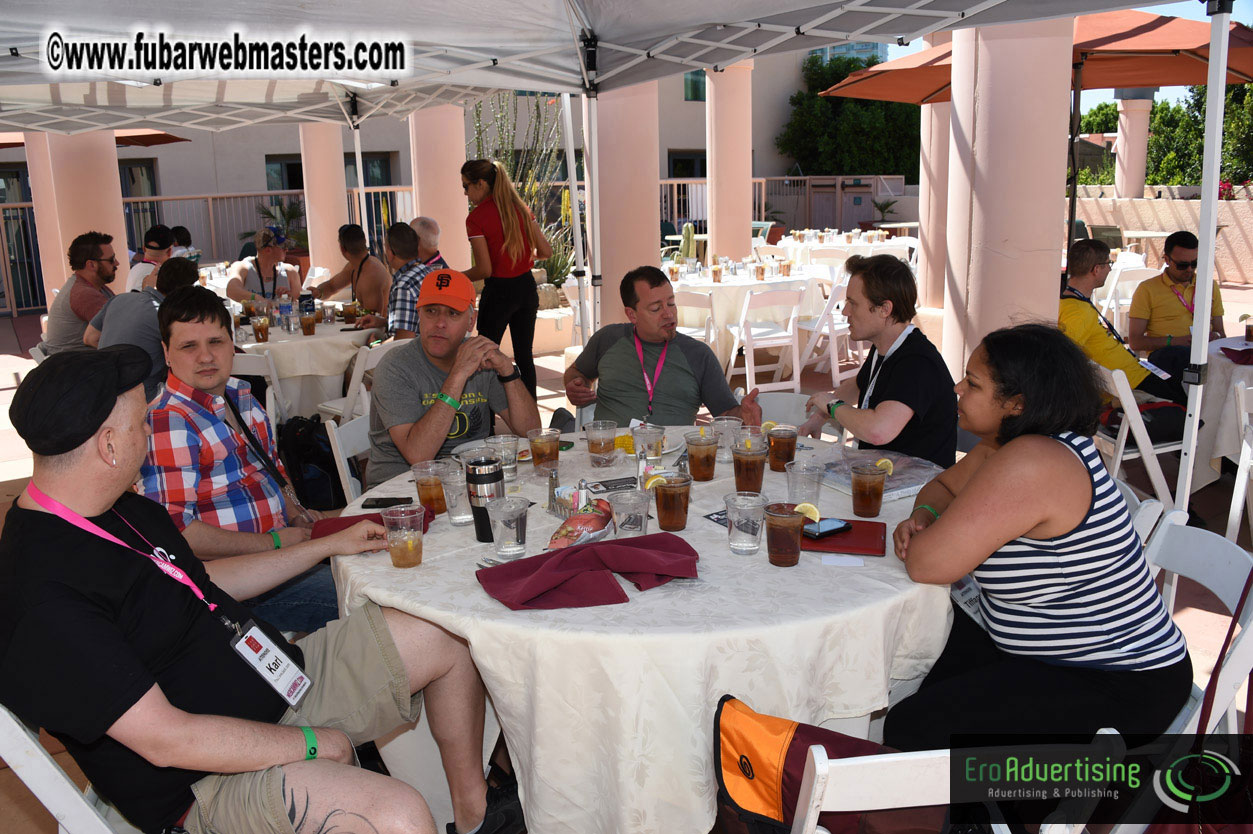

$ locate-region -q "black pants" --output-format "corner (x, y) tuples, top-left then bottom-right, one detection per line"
(1147, 345), (1192, 385)
(478, 274), (539, 398)
(1135, 368), (1188, 405)
(883, 603), (1193, 752)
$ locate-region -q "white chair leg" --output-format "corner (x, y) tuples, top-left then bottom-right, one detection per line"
(744, 337), (758, 393)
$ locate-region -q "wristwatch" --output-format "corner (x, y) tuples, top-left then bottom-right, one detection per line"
(497, 366), (521, 384)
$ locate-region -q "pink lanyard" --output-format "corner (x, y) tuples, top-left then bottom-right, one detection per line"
(633, 332), (669, 417)
(25, 483), (217, 612)
(1168, 282), (1195, 315)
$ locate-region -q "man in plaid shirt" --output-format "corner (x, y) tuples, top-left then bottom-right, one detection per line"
(140, 287), (337, 632)
(355, 222), (442, 339)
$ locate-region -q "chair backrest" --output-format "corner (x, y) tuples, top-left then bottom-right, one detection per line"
(230, 349), (287, 424)
(757, 393), (811, 426)
(807, 247), (849, 264)
(1114, 478), (1164, 543)
(738, 289), (804, 335)
(326, 415), (371, 501)
(340, 338), (407, 421)
(1099, 367), (1176, 506)
(873, 244), (910, 262)
(0, 702), (121, 834)
(673, 290), (714, 312)
(1143, 514), (1253, 735)
(791, 744), (951, 833)
(1225, 421), (1253, 542)
(755, 244), (787, 261)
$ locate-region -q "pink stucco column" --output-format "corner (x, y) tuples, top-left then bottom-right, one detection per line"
(408, 105), (470, 271)
(298, 123), (351, 273)
(941, 19), (1073, 378)
(25, 131), (128, 298)
(1115, 98), (1152, 200)
(596, 82), (661, 325)
(705, 61), (754, 263)
(917, 32), (951, 311)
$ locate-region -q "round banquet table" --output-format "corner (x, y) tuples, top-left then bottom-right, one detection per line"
(332, 427), (950, 834)
(239, 321), (382, 417)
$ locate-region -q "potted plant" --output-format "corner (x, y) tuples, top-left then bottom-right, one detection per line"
(239, 200), (311, 278)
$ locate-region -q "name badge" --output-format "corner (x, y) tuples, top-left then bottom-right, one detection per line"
(628, 418), (645, 428)
(1139, 358), (1172, 380)
(231, 621), (312, 707)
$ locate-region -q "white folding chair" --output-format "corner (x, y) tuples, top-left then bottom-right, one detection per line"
(872, 244), (910, 263)
(1097, 267), (1157, 334)
(231, 349), (288, 425)
(796, 282), (857, 389)
(724, 289), (804, 394)
(1225, 382), (1253, 544)
(892, 236), (920, 268)
(326, 415), (370, 501)
(0, 702), (139, 833)
(756, 392), (811, 426)
(317, 339), (406, 423)
(807, 247), (849, 271)
(673, 290), (716, 353)
(1114, 478), (1164, 544)
(561, 281), (590, 347)
(1092, 367), (1180, 507)
(29, 343), (47, 364)
(754, 244), (788, 262)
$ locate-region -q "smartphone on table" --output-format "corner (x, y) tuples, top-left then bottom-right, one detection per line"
(361, 497), (413, 510)
(802, 518), (852, 539)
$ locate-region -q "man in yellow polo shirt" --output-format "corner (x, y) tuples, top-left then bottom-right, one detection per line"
(1128, 230), (1224, 381)
(1060, 239), (1185, 404)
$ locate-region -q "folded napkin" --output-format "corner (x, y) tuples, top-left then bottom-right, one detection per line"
(311, 507), (432, 539)
(1222, 347), (1253, 365)
(476, 532), (699, 611)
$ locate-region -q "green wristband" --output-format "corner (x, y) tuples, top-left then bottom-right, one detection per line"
(1166, 334), (1172, 347)
(827, 399), (846, 418)
(300, 726), (318, 760)
(271, 530), (282, 550)
(915, 504), (940, 521)
(436, 392), (461, 410)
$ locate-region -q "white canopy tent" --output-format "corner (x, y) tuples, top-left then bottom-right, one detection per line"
(0, 0), (1228, 514)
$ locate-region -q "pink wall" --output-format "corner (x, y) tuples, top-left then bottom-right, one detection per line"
(596, 83), (661, 325)
(1115, 100), (1151, 200)
(916, 32), (951, 311)
(25, 131), (128, 296)
(409, 105), (471, 271)
(298, 123), (351, 273)
(705, 61), (754, 262)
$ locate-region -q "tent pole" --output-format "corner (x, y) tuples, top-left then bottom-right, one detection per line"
(352, 125), (369, 247)
(1173, 2), (1232, 510)
(583, 91), (602, 331)
(1066, 61), (1083, 274)
(559, 92), (590, 346)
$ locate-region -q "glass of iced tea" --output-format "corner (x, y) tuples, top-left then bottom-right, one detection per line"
(299, 313), (317, 335)
(764, 502), (805, 567)
(652, 473), (692, 532)
(381, 506), (424, 568)
(585, 420), (618, 468)
(732, 429), (768, 493)
(850, 462), (887, 518)
(251, 316), (270, 343)
(412, 460), (450, 516)
(342, 303), (358, 325)
(527, 428), (561, 474)
(684, 430), (718, 481)
(241, 298), (256, 317)
(767, 424), (798, 472)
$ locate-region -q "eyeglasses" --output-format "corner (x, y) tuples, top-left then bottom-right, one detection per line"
(1168, 256), (1199, 270)
(88, 256), (119, 265)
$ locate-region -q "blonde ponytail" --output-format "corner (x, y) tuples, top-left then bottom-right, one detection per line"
(487, 161), (535, 267)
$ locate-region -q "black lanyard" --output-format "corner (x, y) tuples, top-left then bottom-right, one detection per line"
(252, 258), (278, 300)
(223, 393), (286, 488)
(350, 254), (368, 303)
(1062, 287), (1126, 346)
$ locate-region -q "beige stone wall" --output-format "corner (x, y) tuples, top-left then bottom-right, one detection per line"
(1077, 197), (1253, 285)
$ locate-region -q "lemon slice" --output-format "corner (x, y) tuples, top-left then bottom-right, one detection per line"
(761, 420), (778, 433)
(643, 474), (669, 490)
(792, 502), (821, 522)
(875, 458), (894, 476)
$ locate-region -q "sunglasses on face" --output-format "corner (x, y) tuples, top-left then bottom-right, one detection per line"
(1169, 256), (1199, 270)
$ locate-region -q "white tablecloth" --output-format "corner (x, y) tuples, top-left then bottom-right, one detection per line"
(333, 428), (950, 834)
(781, 237), (906, 265)
(240, 323), (381, 417)
(672, 270), (829, 367)
(1190, 336), (1253, 492)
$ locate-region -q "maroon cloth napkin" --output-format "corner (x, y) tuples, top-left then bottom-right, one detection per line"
(1222, 347), (1253, 365)
(311, 507), (432, 539)
(476, 532), (700, 611)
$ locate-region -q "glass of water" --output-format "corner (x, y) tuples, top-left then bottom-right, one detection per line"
(486, 496), (529, 559)
(724, 491), (767, 555)
(486, 435), (519, 481)
(785, 460), (823, 506)
(711, 416), (743, 464)
(436, 466), (474, 526)
(608, 489), (651, 538)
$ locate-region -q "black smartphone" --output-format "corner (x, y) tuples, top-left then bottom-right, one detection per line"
(803, 518), (852, 539)
(362, 497), (413, 509)
(558, 441), (575, 451)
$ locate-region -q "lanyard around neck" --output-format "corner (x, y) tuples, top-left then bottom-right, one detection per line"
(861, 325), (914, 409)
(25, 483), (217, 612)
(633, 332), (669, 417)
(1168, 280), (1195, 315)
(1063, 287), (1127, 346)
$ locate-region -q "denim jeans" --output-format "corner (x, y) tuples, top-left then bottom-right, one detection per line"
(243, 563), (339, 633)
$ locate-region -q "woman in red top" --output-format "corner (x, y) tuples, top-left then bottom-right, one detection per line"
(461, 159), (553, 397)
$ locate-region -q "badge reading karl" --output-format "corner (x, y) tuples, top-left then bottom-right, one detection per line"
(231, 622), (312, 706)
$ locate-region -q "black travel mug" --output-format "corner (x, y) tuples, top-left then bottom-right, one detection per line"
(465, 455), (504, 542)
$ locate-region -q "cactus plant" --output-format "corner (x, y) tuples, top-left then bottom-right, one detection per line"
(678, 222), (696, 260)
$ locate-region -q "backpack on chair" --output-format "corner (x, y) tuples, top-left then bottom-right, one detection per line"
(277, 415), (356, 511)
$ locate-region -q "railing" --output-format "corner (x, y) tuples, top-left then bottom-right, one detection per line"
(659, 178), (768, 234)
(0, 202), (43, 314)
(122, 190), (305, 265)
(346, 186), (417, 252)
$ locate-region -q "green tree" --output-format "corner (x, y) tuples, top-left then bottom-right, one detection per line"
(1141, 84), (1253, 186)
(1079, 101), (1119, 134)
(775, 54), (921, 182)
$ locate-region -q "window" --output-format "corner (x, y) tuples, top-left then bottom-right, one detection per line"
(119, 160), (160, 255)
(345, 153), (393, 189)
(265, 155), (304, 191)
(668, 151), (706, 178)
(0, 165), (30, 203)
(683, 70), (706, 102)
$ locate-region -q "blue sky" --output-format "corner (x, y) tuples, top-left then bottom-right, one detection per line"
(884, 0), (1249, 114)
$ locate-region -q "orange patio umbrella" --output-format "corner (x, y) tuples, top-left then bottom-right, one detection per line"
(821, 9), (1253, 105)
(0, 128), (190, 150)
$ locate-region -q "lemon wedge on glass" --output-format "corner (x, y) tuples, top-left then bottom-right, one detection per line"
(643, 474), (669, 490)
(760, 420), (778, 433)
(875, 458), (894, 476)
(792, 502), (821, 522)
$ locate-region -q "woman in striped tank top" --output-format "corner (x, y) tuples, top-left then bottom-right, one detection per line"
(884, 324), (1191, 752)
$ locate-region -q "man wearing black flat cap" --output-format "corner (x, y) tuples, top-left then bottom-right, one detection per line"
(0, 347), (524, 834)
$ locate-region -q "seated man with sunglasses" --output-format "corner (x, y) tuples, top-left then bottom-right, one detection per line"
(1127, 230), (1224, 382)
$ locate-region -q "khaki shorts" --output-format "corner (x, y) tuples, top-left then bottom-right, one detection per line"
(183, 602), (422, 834)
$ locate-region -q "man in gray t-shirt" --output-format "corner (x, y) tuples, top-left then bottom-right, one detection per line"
(564, 267), (761, 427)
(367, 269), (542, 488)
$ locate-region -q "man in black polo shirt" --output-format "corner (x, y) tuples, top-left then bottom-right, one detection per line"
(0, 346), (524, 834)
(799, 254), (957, 467)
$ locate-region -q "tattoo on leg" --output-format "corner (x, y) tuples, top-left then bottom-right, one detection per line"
(282, 773), (381, 834)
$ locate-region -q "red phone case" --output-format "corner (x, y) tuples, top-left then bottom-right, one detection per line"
(800, 518), (887, 557)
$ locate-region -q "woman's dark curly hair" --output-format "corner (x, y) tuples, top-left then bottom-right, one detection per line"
(979, 323), (1102, 445)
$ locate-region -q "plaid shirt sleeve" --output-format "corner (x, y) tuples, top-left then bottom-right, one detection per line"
(388, 277), (421, 334)
(140, 409), (203, 531)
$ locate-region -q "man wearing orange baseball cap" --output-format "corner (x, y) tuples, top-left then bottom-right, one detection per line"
(366, 269), (541, 486)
